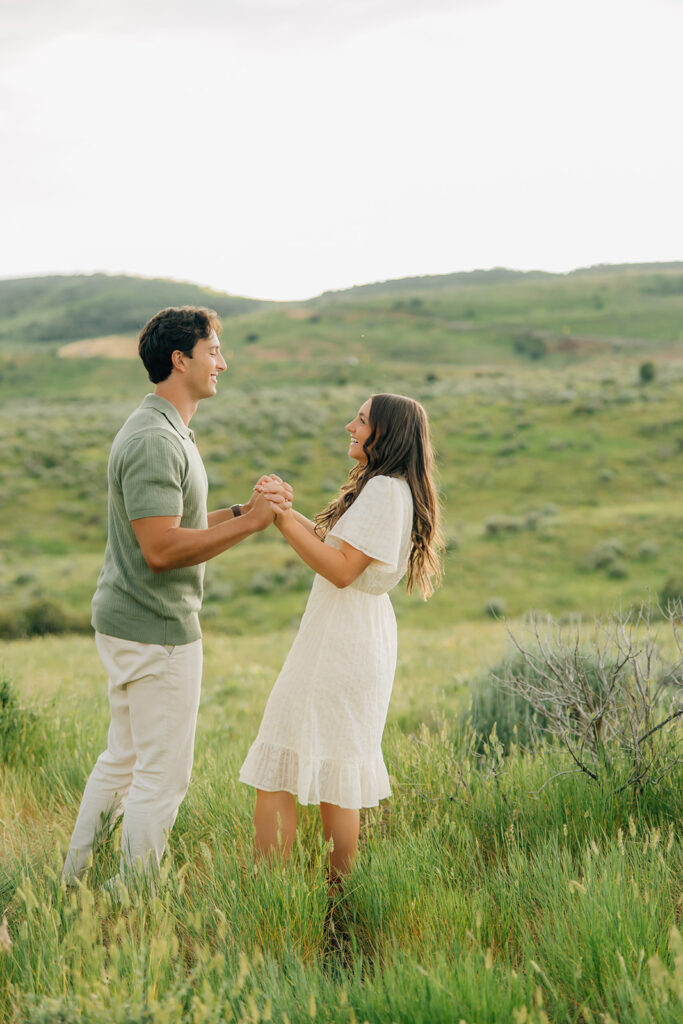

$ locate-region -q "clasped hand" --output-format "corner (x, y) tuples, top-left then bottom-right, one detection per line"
(254, 474), (293, 519)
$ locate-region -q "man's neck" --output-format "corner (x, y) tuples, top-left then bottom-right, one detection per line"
(154, 382), (198, 426)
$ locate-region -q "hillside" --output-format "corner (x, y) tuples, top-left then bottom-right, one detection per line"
(0, 273), (269, 345)
(2, 261), (683, 636)
(317, 261), (683, 301)
(219, 262), (683, 376)
(3, 262), (683, 353)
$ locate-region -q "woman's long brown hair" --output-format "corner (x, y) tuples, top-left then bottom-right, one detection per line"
(315, 393), (443, 599)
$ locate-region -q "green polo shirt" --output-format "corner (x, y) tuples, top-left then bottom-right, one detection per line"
(91, 394), (209, 645)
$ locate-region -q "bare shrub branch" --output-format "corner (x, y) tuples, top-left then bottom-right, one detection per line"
(493, 605), (683, 793)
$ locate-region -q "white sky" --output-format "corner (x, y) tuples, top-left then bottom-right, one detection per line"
(1, 0), (682, 301)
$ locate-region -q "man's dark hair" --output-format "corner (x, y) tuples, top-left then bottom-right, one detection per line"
(138, 306), (221, 384)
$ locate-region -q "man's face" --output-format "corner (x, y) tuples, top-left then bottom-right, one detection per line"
(183, 330), (227, 399)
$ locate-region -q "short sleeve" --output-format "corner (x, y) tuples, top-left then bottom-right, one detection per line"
(329, 476), (411, 571)
(119, 433), (186, 520)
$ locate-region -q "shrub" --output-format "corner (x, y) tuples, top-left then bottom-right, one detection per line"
(203, 580), (235, 603)
(580, 538), (624, 572)
(273, 563), (311, 590)
(513, 332), (547, 360)
(13, 571), (37, 586)
(0, 607), (22, 639)
(0, 678), (46, 768)
(462, 660), (551, 751)
(638, 539), (660, 560)
(639, 360), (656, 384)
(660, 576), (683, 611)
(443, 531), (459, 552)
(523, 510), (540, 530)
(292, 445), (313, 465)
(23, 600), (69, 637)
(573, 401), (601, 415)
(496, 610), (683, 793)
(248, 571), (274, 594)
(248, 564), (310, 595)
(484, 515), (525, 536)
(485, 597), (506, 618)
(0, 599), (88, 639)
(497, 441), (526, 457)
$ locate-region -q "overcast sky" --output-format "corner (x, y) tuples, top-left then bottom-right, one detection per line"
(1, 0), (681, 300)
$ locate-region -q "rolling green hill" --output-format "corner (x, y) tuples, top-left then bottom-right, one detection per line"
(317, 260), (683, 300)
(244, 262), (683, 370)
(0, 273), (269, 346)
(2, 262), (683, 636)
(3, 262), (683, 356)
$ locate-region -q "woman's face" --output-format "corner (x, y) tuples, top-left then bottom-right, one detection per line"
(345, 399), (373, 464)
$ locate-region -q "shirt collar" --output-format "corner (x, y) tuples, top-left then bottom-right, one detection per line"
(141, 394), (195, 442)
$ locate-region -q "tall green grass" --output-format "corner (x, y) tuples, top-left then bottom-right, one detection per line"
(1, 633), (681, 1023)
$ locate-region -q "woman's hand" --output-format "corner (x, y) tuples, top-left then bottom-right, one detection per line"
(255, 475), (293, 518)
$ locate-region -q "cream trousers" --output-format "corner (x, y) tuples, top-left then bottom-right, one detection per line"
(63, 631), (203, 882)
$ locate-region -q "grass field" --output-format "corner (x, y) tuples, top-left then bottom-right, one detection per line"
(1, 266), (682, 1021)
(1, 626), (681, 1023)
(4, 343), (683, 634)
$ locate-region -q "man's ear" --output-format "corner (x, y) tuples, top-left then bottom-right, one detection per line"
(171, 349), (186, 373)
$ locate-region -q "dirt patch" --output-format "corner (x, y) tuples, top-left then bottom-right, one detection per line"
(285, 308), (314, 320)
(58, 335), (138, 359)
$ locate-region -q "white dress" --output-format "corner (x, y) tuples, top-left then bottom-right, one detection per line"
(239, 475), (414, 809)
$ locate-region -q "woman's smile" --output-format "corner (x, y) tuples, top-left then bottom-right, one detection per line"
(345, 399), (373, 463)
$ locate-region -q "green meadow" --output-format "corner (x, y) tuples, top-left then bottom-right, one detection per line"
(1, 265), (682, 1021)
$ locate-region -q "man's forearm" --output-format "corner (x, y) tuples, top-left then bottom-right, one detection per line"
(207, 505), (242, 527)
(135, 511), (265, 573)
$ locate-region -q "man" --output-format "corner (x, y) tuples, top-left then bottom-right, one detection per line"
(63, 305), (276, 885)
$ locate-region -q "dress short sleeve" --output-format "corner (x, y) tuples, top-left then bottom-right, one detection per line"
(329, 476), (412, 571)
(119, 433), (186, 520)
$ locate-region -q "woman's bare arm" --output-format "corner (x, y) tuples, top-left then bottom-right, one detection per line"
(289, 509), (317, 534)
(273, 508), (371, 587)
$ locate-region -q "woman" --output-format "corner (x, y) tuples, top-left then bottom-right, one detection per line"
(239, 393), (442, 879)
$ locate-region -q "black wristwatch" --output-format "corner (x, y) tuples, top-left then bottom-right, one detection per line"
(231, 504), (242, 518)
